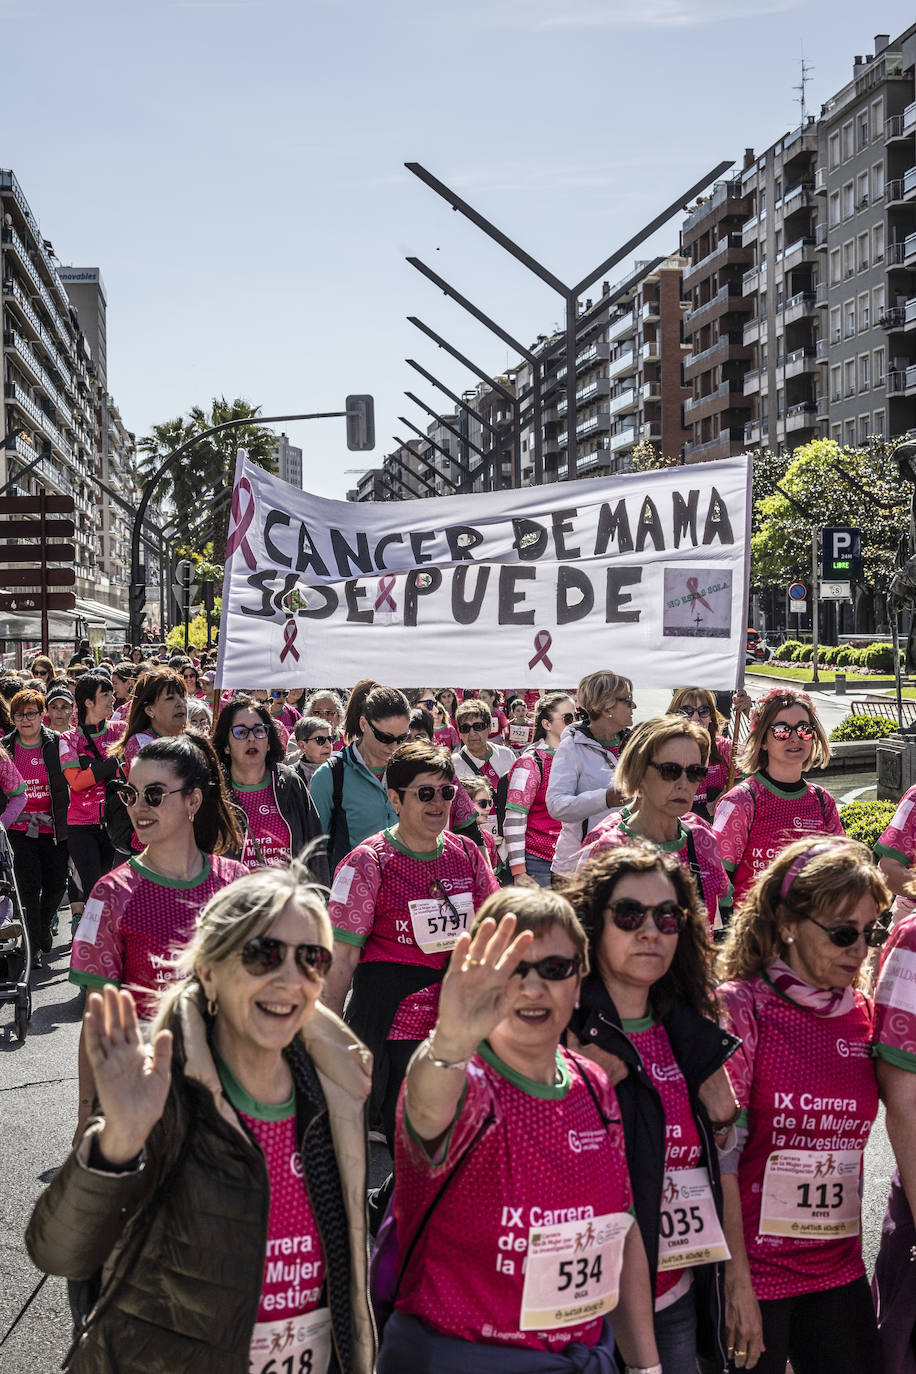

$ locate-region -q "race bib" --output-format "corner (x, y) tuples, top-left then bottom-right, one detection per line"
(759, 1149), (862, 1239)
(509, 723), (531, 744)
(658, 1168), (730, 1271)
(407, 890), (475, 954)
(248, 1307), (331, 1374)
(519, 1211), (632, 1331)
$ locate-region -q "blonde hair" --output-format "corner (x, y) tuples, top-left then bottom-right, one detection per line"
(154, 856), (332, 1031)
(740, 688), (830, 774)
(716, 836), (890, 984)
(470, 887), (589, 973)
(614, 715), (711, 797)
(577, 670), (632, 721)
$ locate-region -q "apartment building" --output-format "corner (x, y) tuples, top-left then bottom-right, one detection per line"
(680, 175), (755, 461)
(819, 29), (916, 448)
(740, 120), (824, 451)
(272, 431), (303, 488)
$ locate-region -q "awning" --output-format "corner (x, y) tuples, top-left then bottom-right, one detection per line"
(74, 597), (130, 629)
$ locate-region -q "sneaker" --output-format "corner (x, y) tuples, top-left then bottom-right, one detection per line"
(0, 921), (22, 942)
(32, 950), (43, 969)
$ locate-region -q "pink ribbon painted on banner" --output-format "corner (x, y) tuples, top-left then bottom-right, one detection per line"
(279, 618), (300, 663)
(686, 577), (714, 613)
(375, 575), (397, 612)
(528, 629), (554, 672)
(225, 477), (257, 569)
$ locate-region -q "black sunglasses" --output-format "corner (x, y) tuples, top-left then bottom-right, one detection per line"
(240, 936), (333, 978)
(648, 761), (709, 784)
(419, 698), (436, 708)
(115, 782), (185, 808)
(512, 954), (582, 981)
(399, 783), (458, 802)
(368, 721), (410, 746)
(271, 690), (287, 698)
(461, 720), (489, 733)
(678, 704), (711, 720)
(307, 734), (331, 746)
(803, 912), (891, 949)
(607, 899), (687, 935)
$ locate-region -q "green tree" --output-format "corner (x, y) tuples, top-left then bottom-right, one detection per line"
(628, 440), (682, 472)
(138, 397), (278, 559)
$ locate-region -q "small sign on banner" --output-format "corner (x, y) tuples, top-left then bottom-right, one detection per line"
(789, 600), (807, 614)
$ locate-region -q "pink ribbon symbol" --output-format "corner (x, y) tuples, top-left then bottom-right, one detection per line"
(279, 618), (300, 663)
(375, 575), (397, 612)
(225, 477), (256, 569)
(686, 577), (714, 613)
(528, 630), (554, 672)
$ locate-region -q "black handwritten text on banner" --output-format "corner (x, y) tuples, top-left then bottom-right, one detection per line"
(215, 455), (753, 688)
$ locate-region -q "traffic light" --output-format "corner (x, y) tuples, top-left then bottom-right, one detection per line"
(346, 395), (375, 451)
(202, 583), (215, 614)
(129, 583), (147, 625)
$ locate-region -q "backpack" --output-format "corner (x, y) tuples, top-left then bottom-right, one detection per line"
(326, 753), (352, 871)
(82, 731), (134, 856)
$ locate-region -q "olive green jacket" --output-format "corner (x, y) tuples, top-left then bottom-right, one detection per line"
(26, 989), (375, 1374)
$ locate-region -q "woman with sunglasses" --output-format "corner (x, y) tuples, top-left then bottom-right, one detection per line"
(268, 686), (301, 733)
(180, 664), (205, 699)
(378, 886), (659, 1374)
(715, 838), (889, 1374)
(69, 733), (247, 1146)
(547, 670), (635, 878)
(711, 688), (842, 910)
(578, 716), (731, 932)
(291, 715), (335, 786)
(324, 741), (497, 1148)
(63, 671), (125, 936)
(563, 847), (739, 1374)
(212, 695), (328, 886)
(459, 777), (501, 874)
(32, 861), (376, 1374)
(110, 667), (188, 776)
(306, 689), (346, 750)
(667, 687), (751, 822)
(504, 692), (577, 890)
(29, 654), (59, 690)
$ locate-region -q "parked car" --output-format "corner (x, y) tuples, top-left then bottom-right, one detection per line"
(746, 628), (768, 662)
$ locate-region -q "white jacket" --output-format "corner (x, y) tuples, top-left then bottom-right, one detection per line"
(452, 742), (516, 781)
(546, 723), (623, 874)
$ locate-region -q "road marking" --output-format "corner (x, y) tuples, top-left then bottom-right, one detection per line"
(836, 784), (876, 804)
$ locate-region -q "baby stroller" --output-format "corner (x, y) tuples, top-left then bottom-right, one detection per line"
(0, 824), (31, 1040)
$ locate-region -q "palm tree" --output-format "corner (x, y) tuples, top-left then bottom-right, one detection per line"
(138, 398), (278, 559)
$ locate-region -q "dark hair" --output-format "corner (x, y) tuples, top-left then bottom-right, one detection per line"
(112, 661), (137, 683)
(386, 740), (454, 793)
(168, 655), (190, 671)
(342, 678), (379, 741)
(112, 668), (187, 757)
(362, 685), (410, 727)
(533, 691), (575, 743)
(409, 707), (434, 740)
(74, 670), (114, 727)
(135, 734), (243, 856)
(211, 695), (285, 772)
(560, 845), (716, 1020)
(0, 673), (23, 704)
(182, 665), (200, 688)
(437, 688), (458, 714)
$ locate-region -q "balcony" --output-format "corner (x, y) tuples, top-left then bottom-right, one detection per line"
(815, 166), (827, 195)
(4, 383), (72, 458)
(684, 284), (750, 331)
(3, 330), (73, 427)
(2, 278), (43, 339)
(607, 347), (637, 381)
(782, 182), (815, 214)
(905, 166), (916, 201)
(681, 180), (750, 236)
(743, 316), (764, 345)
(576, 411), (612, 438)
(641, 380), (661, 402)
(682, 234), (751, 285)
(815, 282), (828, 306)
(880, 306), (907, 330)
(576, 341), (610, 370)
(886, 113), (913, 144)
(887, 178), (907, 206)
(641, 299), (660, 323)
(609, 426), (637, 452)
(816, 337), (828, 360)
(783, 290), (817, 323)
(815, 222), (828, 249)
(785, 401), (818, 432)
(607, 311), (637, 344)
(744, 369), (762, 396)
(575, 378), (611, 407)
(784, 346), (817, 378)
(682, 331), (751, 377)
(744, 418), (763, 444)
(641, 340), (659, 362)
(683, 431), (738, 460)
(905, 297), (916, 330)
(742, 264), (761, 292)
(639, 420), (662, 442)
(741, 214), (761, 245)
(607, 389), (637, 418)
(684, 380), (750, 420)
(906, 232), (916, 266)
(783, 236), (817, 271)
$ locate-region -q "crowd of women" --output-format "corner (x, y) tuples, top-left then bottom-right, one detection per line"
(11, 652), (916, 1374)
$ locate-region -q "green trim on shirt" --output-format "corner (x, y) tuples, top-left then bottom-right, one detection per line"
(620, 1013), (655, 1033)
(874, 842), (910, 867)
(736, 1107), (749, 1128)
(230, 775), (271, 793)
(332, 926), (367, 947)
(384, 827), (445, 861)
(505, 801), (530, 815)
(873, 1041), (916, 1072)
(478, 1040), (571, 1099)
(69, 969), (119, 991)
(752, 771), (810, 800)
(127, 855), (212, 890)
(619, 812), (686, 853)
(215, 1050), (295, 1121)
(7, 782), (25, 796)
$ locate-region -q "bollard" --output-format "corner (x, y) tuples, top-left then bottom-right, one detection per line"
(835, 671), (846, 696)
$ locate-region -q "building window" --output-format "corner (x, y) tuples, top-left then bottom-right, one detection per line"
(845, 419), (856, 447)
(829, 131), (841, 168)
(858, 113), (869, 149)
(829, 191), (841, 227)
(874, 346), (885, 386)
(842, 182), (855, 218)
(873, 222), (885, 263)
(859, 353), (870, 389)
(857, 233), (869, 270)
(830, 305), (842, 342)
(871, 96), (884, 130)
(842, 122), (854, 160)
(845, 300), (857, 338)
(845, 359), (856, 396)
(857, 171), (869, 209)
(873, 283), (885, 318)
(832, 423), (842, 443)
(872, 161), (884, 199)
(858, 414), (870, 445)
(830, 248), (842, 285)
(831, 364), (842, 401)
(858, 292), (870, 329)
(873, 409), (885, 437)
(843, 240), (856, 278)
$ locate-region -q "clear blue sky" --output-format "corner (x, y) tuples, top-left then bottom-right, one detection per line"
(4, 0), (914, 497)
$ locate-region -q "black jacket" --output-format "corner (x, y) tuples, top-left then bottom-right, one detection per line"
(569, 976), (740, 1374)
(228, 763), (330, 888)
(1, 724), (70, 843)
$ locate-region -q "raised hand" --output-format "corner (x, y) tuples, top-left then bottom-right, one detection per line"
(83, 985), (173, 1165)
(431, 915), (534, 1063)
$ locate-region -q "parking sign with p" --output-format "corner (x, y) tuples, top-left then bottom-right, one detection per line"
(822, 527), (862, 581)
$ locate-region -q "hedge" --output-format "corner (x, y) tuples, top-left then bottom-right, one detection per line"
(770, 640), (903, 673)
(839, 799), (897, 850)
(829, 714), (898, 742)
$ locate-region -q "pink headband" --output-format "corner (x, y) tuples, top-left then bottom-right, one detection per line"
(779, 841), (847, 901)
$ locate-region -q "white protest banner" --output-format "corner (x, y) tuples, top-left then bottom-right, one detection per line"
(215, 453), (753, 688)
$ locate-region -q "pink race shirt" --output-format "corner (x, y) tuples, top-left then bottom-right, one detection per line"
(9, 735), (79, 834)
(123, 730), (157, 775)
(719, 975), (877, 1299)
(69, 854), (249, 1019)
(394, 1045), (633, 1351)
(874, 786), (916, 920)
(233, 779), (292, 869)
(505, 748), (559, 862)
(694, 737), (734, 810)
(625, 1018), (703, 1299)
(580, 809), (730, 930)
(873, 913), (916, 1068)
(65, 721), (125, 827)
(275, 703), (301, 733)
(712, 775), (843, 906)
(434, 725), (460, 753)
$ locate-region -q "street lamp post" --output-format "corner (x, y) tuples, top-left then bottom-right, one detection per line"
(405, 160), (732, 480)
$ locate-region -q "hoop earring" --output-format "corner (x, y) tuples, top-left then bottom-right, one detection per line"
(207, 996), (218, 1017)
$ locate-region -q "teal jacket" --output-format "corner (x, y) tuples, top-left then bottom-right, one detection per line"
(310, 742), (397, 867)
